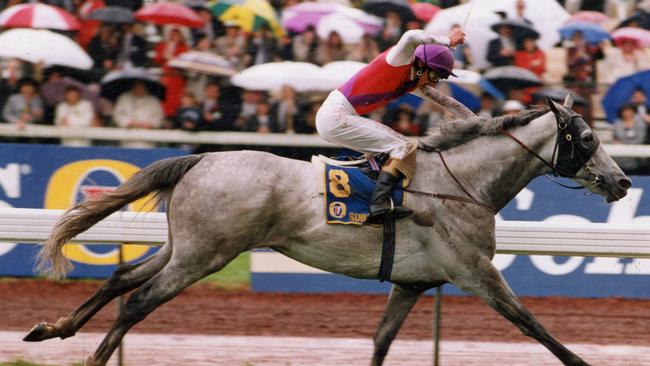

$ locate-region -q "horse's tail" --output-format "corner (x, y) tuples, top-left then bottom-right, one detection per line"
(37, 154), (204, 280)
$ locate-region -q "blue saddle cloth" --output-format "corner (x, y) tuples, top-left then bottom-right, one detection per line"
(324, 162), (405, 225)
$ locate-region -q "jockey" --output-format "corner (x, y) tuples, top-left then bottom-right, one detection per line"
(315, 28), (466, 224)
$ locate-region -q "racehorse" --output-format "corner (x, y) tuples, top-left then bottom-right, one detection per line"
(25, 99), (630, 366)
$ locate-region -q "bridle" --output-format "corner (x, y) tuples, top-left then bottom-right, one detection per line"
(501, 112), (602, 190)
(407, 109), (604, 213)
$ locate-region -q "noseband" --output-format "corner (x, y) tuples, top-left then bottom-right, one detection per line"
(501, 112), (601, 189)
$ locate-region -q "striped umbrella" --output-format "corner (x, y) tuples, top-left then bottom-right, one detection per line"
(0, 3), (81, 31)
(210, 0), (284, 37)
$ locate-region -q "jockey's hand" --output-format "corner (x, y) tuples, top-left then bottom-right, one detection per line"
(448, 28), (466, 48)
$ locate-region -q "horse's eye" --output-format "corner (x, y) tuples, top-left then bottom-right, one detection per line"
(581, 130), (594, 142)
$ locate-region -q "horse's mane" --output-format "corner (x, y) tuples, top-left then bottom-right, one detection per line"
(418, 108), (550, 152)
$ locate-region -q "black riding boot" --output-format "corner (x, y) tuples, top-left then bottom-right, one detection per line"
(365, 171), (413, 225)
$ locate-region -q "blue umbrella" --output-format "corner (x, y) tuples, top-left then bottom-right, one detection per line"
(559, 22), (610, 44)
(601, 70), (650, 122)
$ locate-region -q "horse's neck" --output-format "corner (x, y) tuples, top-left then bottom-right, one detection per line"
(414, 113), (557, 212)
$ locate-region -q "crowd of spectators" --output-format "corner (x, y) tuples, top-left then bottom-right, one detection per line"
(0, 0), (649, 152)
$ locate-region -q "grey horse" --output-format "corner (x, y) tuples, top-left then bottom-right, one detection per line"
(25, 99), (630, 366)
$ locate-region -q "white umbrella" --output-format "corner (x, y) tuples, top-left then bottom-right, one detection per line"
(299, 60), (367, 91)
(231, 62), (322, 92)
(317, 13), (364, 44)
(0, 29), (92, 69)
(425, 5), (501, 70)
(426, 0), (569, 70)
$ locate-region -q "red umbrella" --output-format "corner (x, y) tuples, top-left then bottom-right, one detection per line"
(612, 27), (650, 47)
(410, 2), (439, 23)
(135, 3), (204, 28)
(0, 3), (81, 31)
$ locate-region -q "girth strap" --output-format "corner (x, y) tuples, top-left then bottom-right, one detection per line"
(378, 215), (396, 282)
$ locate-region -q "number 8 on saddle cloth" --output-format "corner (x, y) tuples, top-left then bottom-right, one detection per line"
(324, 163), (405, 225)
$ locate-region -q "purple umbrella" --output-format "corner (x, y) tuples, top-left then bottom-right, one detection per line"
(281, 2), (383, 35)
(40, 76), (101, 111)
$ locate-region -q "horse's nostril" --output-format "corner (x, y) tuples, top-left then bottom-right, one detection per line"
(618, 178), (632, 189)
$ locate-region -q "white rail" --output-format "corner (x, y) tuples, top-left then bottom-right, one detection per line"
(1, 208), (649, 258)
(1, 125), (650, 157)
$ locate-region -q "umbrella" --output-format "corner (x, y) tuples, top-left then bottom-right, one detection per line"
(425, 5), (501, 71)
(211, 0), (284, 37)
(601, 70), (650, 122)
(0, 29), (92, 69)
(316, 13), (365, 44)
(87, 6), (134, 24)
(490, 19), (540, 40)
(231, 62), (321, 91)
(281, 2), (383, 35)
(611, 27), (650, 47)
(617, 11), (650, 30)
(426, 0), (568, 70)
(0, 3), (81, 31)
(40, 76), (101, 109)
(362, 0), (415, 21)
(448, 69), (504, 100)
(135, 2), (204, 28)
(532, 87), (587, 105)
(483, 66), (543, 92)
(564, 11), (610, 25)
(168, 51), (237, 76)
(410, 2), (439, 23)
(559, 22), (610, 44)
(640, 0), (650, 13)
(100, 68), (166, 101)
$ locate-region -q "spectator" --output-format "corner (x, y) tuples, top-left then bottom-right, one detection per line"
(295, 96), (323, 134)
(277, 34), (294, 61)
(234, 90), (263, 129)
(270, 85), (299, 133)
(565, 31), (603, 86)
(478, 93), (498, 117)
(601, 38), (650, 84)
(154, 27), (189, 117)
(292, 26), (319, 64)
(78, 0), (106, 49)
(0, 59), (23, 114)
(630, 89), (650, 143)
(514, 0), (532, 24)
(515, 36), (545, 77)
(450, 24), (473, 69)
(173, 92), (202, 131)
(613, 103), (647, 171)
(2, 78), (44, 129)
(214, 21), (247, 70)
(54, 86), (97, 146)
(388, 105), (420, 136)
(198, 83), (230, 131)
(316, 31), (347, 65)
(245, 24), (277, 66)
(191, 7), (224, 45)
(88, 24), (120, 73)
(116, 24), (148, 69)
(185, 36), (213, 101)
(501, 100), (525, 115)
(487, 24), (516, 67)
(376, 11), (402, 51)
(347, 34), (380, 63)
(113, 81), (164, 147)
(243, 100), (276, 133)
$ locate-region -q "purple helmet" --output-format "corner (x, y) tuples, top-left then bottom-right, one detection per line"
(414, 44), (457, 79)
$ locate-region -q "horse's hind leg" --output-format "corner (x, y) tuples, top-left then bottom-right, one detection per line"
(84, 249), (236, 366)
(371, 284), (425, 366)
(24, 242), (172, 342)
(452, 256), (590, 366)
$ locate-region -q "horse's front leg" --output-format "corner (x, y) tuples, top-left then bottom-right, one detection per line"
(371, 283), (426, 366)
(451, 256), (590, 366)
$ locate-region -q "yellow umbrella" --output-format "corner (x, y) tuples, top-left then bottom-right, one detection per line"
(210, 0), (284, 37)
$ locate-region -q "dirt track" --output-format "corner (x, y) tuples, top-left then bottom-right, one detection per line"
(2, 278), (649, 346)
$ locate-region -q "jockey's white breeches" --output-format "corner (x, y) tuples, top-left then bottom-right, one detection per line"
(315, 90), (415, 160)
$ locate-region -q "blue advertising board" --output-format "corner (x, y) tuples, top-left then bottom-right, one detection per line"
(0, 143), (187, 278)
(252, 177), (650, 298)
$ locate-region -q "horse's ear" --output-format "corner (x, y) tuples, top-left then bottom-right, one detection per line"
(547, 97), (561, 116)
(563, 93), (575, 109)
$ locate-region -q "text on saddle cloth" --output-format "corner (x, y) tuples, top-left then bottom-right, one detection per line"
(323, 163), (406, 225)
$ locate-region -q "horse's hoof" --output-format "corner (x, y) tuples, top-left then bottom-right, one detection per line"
(23, 323), (53, 342)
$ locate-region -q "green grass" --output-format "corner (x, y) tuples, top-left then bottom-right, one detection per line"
(199, 252), (250, 290)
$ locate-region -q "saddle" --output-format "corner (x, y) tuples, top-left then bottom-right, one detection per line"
(312, 154), (405, 282)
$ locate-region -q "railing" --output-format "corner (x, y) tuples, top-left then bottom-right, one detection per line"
(2, 208), (649, 258)
(1, 124), (650, 157)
